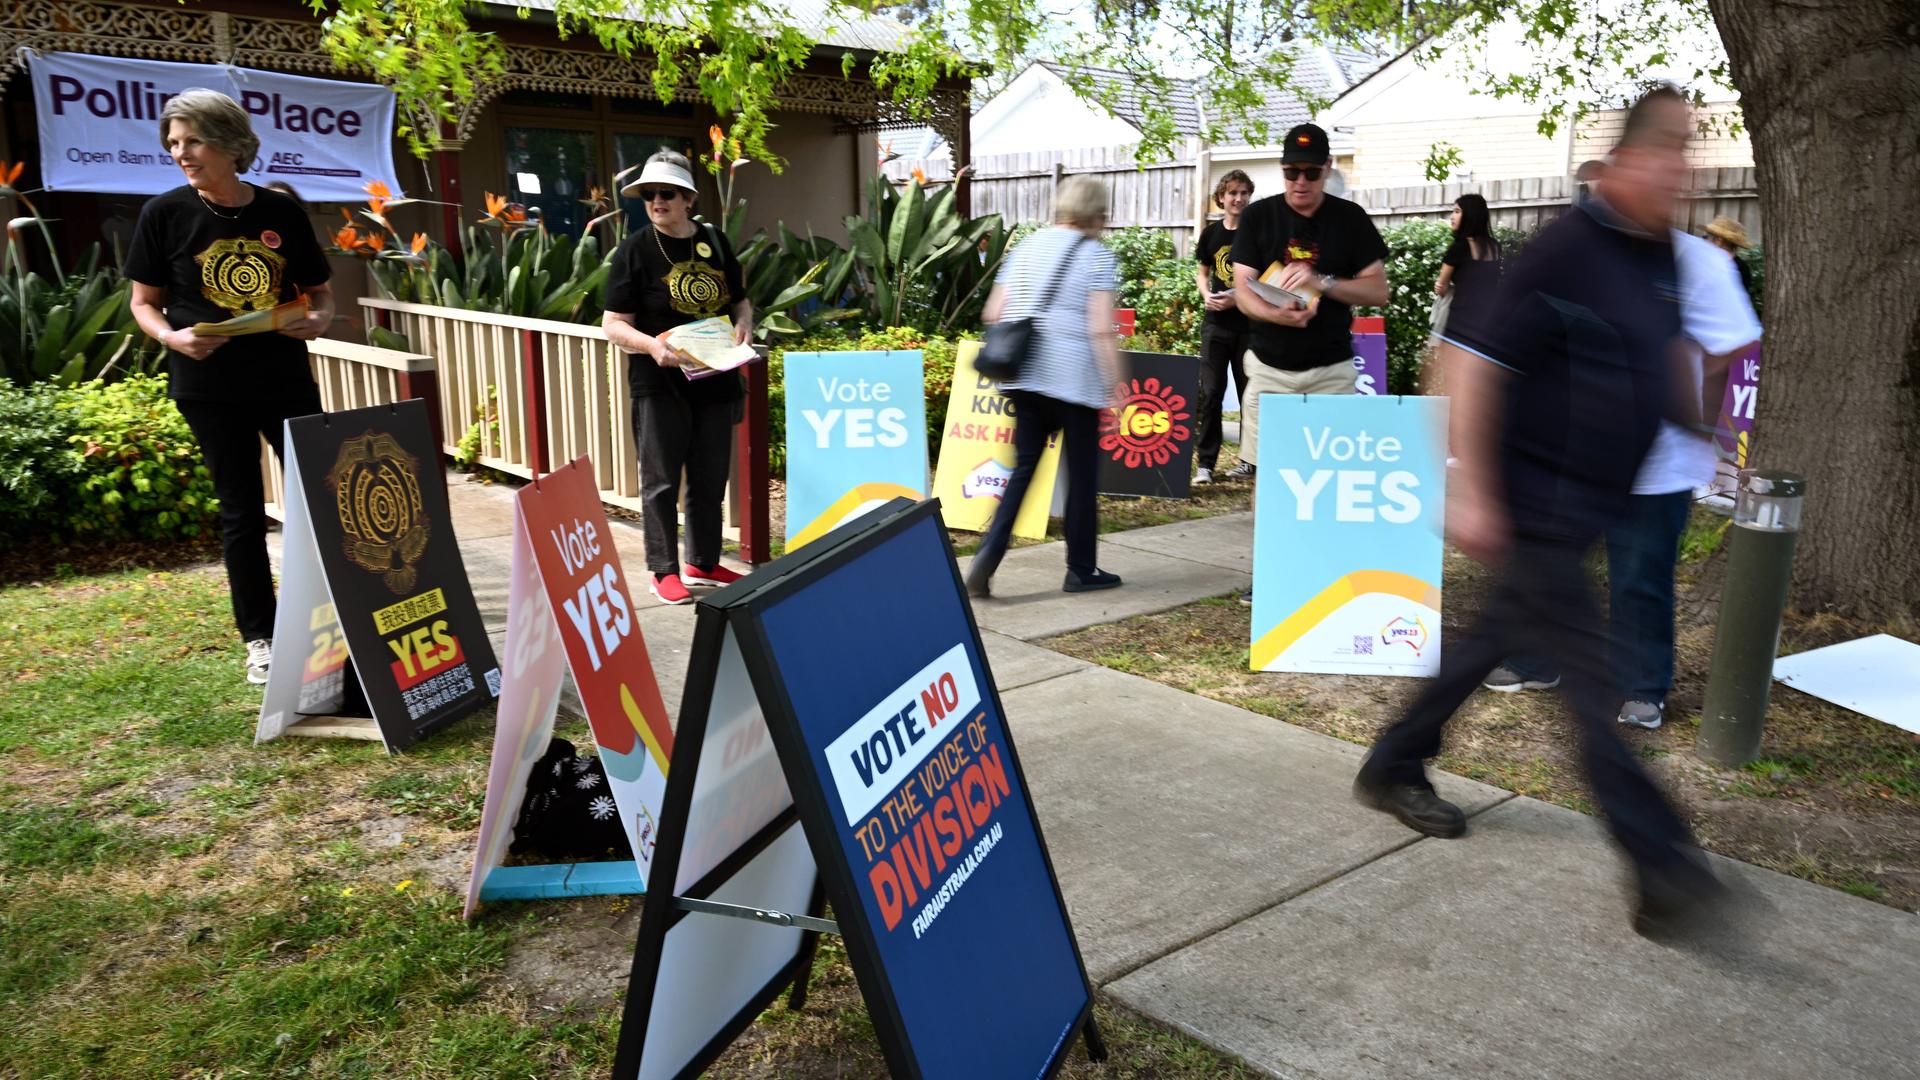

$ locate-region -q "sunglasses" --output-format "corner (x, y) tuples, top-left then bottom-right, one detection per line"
(636, 188), (682, 202)
(1282, 166), (1325, 182)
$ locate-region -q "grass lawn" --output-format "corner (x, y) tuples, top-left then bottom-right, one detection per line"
(0, 565), (1254, 1079)
(1045, 509), (1920, 911)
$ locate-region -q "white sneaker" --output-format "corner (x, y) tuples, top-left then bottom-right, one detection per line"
(1617, 700), (1664, 729)
(245, 638), (272, 685)
(1193, 467), (1213, 486)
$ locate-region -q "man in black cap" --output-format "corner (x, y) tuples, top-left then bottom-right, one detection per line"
(1228, 123), (1389, 482)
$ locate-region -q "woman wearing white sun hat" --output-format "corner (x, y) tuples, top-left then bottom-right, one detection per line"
(601, 150), (755, 605)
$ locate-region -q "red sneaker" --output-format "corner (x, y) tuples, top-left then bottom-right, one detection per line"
(683, 562), (743, 587)
(650, 573), (693, 605)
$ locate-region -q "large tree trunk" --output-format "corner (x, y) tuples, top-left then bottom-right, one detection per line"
(1709, 0), (1920, 627)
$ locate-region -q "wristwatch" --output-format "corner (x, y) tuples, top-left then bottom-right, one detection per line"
(1317, 273), (1338, 294)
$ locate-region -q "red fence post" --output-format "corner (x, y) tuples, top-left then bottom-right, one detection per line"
(434, 126), (465, 261)
(397, 368), (444, 453)
(520, 329), (549, 476)
(736, 359), (771, 564)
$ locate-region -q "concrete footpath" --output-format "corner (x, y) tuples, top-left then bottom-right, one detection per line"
(276, 475), (1920, 1079)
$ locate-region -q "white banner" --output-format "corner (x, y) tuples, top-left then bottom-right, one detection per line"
(28, 51), (401, 202)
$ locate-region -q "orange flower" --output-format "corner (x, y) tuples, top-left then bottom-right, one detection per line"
(709, 124), (727, 163)
(409, 232), (429, 255)
(364, 179), (392, 215)
(0, 160), (22, 188)
(912, 167), (927, 185)
(333, 224), (372, 252)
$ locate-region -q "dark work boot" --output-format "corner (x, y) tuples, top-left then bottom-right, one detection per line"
(1354, 774), (1467, 838)
(1063, 568), (1123, 593)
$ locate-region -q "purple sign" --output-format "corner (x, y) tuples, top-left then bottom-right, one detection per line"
(1715, 346), (1760, 465)
(1351, 333), (1388, 396)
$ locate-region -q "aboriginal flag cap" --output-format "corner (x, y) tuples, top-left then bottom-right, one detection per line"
(1280, 123), (1331, 165)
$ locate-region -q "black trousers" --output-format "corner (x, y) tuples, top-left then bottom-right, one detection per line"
(971, 391), (1101, 580)
(175, 389), (322, 642)
(1360, 531), (1702, 880)
(1196, 323), (1249, 470)
(631, 391), (736, 575)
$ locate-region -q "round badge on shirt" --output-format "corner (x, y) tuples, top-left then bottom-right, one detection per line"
(261, 230), (282, 249)
(695, 241), (713, 258)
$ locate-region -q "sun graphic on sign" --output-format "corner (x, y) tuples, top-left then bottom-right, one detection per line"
(1098, 377), (1192, 468)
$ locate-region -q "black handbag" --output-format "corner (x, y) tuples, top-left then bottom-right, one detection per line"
(976, 235), (1088, 382)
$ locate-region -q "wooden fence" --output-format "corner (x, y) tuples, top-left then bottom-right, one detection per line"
(359, 298), (769, 557)
(1348, 167), (1763, 243)
(259, 309), (772, 560)
(957, 146), (1207, 257)
(916, 145), (1762, 248)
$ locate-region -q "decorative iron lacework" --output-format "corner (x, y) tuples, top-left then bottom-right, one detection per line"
(0, 0), (967, 150)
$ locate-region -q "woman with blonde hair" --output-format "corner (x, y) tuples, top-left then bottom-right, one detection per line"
(966, 176), (1123, 597)
(126, 89), (334, 684)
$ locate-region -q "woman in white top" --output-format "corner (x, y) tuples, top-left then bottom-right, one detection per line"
(965, 177), (1123, 596)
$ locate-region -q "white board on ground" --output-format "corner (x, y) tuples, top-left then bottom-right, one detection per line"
(1772, 634), (1920, 734)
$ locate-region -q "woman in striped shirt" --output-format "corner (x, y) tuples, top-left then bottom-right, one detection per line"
(965, 177), (1124, 597)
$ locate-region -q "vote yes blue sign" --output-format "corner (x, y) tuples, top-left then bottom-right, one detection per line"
(784, 351), (927, 550)
(1251, 395), (1448, 677)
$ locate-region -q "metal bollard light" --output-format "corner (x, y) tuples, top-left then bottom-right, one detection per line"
(1698, 469), (1807, 767)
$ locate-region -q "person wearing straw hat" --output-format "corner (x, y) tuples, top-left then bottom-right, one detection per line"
(1703, 216), (1754, 298)
(601, 150), (753, 606)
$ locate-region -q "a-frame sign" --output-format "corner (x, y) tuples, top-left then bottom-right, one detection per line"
(613, 497), (1104, 1080)
(256, 400), (499, 751)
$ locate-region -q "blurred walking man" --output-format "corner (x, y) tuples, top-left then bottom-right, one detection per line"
(1353, 87), (1722, 934)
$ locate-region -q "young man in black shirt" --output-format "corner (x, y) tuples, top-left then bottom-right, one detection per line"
(1193, 170), (1253, 484)
(1354, 87), (1722, 934)
(1228, 124), (1389, 475)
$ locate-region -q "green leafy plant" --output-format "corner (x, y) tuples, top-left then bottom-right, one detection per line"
(2, 163), (160, 386)
(1, 375), (219, 546)
(334, 186), (609, 324)
(1125, 255), (1205, 356)
(844, 176), (1009, 334)
(0, 380), (83, 535)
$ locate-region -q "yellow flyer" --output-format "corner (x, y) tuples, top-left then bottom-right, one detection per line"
(191, 297), (310, 337)
(930, 341), (1062, 538)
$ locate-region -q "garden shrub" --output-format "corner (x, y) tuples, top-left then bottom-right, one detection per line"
(58, 374), (218, 541)
(0, 374), (218, 546)
(0, 382), (83, 538)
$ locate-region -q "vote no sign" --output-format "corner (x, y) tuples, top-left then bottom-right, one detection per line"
(1250, 395), (1448, 676)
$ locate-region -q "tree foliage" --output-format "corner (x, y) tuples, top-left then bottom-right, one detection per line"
(305, 0), (1738, 172)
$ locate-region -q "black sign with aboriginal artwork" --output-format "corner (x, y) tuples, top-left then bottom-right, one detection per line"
(1096, 352), (1201, 500)
(282, 400), (499, 750)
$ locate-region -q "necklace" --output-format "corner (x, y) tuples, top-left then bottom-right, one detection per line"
(652, 224), (696, 265)
(197, 188), (246, 220)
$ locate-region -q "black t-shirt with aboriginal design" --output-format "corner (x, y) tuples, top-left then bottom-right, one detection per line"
(604, 222), (747, 401)
(1195, 220), (1248, 333)
(124, 184), (330, 402)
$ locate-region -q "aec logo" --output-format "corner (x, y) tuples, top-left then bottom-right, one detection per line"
(1380, 615), (1428, 655)
(1098, 376), (1191, 469)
